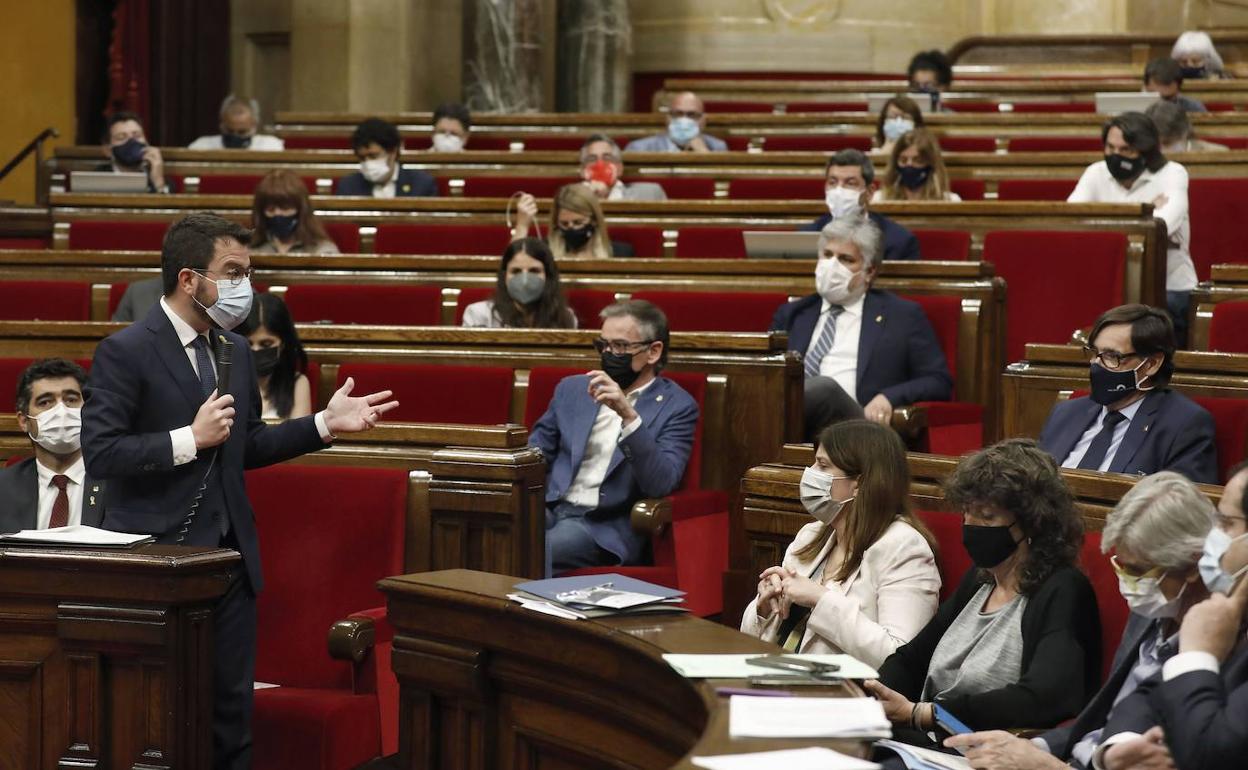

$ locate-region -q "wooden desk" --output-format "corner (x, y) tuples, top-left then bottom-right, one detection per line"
(378, 568), (868, 769)
(0, 543), (239, 769)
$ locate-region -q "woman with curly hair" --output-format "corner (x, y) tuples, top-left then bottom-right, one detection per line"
(863, 439), (1101, 750)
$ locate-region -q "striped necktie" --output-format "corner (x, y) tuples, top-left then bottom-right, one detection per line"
(804, 304), (845, 378)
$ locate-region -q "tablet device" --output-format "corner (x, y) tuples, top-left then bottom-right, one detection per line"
(743, 231), (820, 260)
(70, 171), (149, 193)
(867, 93), (936, 115)
(1095, 92), (1160, 115)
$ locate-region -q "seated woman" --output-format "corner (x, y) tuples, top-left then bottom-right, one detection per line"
(873, 96), (925, 157)
(1172, 30), (1230, 80)
(872, 129), (961, 203)
(741, 419), (939, 668)
(863, 439), (1100, 747)
(512, 183), (634, 258)
(236, 292), (312, 420)
(250, 169), (340, 255)
(462, 238), (578, 329)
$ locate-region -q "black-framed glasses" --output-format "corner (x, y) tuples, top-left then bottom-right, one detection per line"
(593, 338), (655, 356)
(1083, 344), (1139, 369)
(194, 266), (254, 287)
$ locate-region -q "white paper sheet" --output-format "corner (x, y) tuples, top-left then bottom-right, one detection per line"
(692, 746), (880, 770)
(874, 739), (972, 770)
(663, 653), (879, 680)
(0, 524), (152, 547)
(728, 695), (891, 739)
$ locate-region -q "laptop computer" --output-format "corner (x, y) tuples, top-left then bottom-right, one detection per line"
(743, 231), (821, 260)
(867, 93), (936, 115)
(70, 171), (150, 193)
(1094, 92), (1160, 116)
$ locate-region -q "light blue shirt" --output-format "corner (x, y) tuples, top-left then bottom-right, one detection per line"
(1061, 397), (1145, 472)
(624, 132), (728, 152)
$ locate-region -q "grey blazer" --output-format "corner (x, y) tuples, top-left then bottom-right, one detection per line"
(619, 182), (668, 202)
(0, 457), (105, 533)
(111, 277), (164, 323)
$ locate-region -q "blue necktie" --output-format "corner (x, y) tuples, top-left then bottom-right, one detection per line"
(191, 335), (217, 397)
(804, 305), (845, 378)
(1077, 410), (1127, 471)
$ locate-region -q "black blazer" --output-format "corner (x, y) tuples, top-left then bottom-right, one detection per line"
(770, 288), (953, 406)
(334, 168), (438, 197)
(1037, 389), (1218, 484)
(878, 565), (1102, 730)
(81, 303), (327, 591)
(803, 211), (921, 261)
(1101, 636), (1248, 770)
(0, 457), (105, 533)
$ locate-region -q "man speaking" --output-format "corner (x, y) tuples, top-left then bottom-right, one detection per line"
(82, 212), (398, 769)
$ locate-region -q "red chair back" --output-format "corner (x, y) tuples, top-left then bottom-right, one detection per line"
(608, 225), (665, 257)
(454, 286), (495, 323)
(915, 510), (972, 602)
(0, 281), (91, 321)
(996, 179), (1079, 201)
(196, 175), (318, 195)
(1188, 178), (1248, 281)
(0, 358), (92, 400)
(1007, 137), (1103, 153)
(335, 362), (514, 424)
(913, 229), (971, 261)
(1203, 136), (1248, 149)
(945, 101), (999, 113)
(283, 284), (442, 326)
(950, 179), (986, 201)
(674, 226), (749, 259)
(68, 221), (169, 251)
(1209, 301), (1248, 353)
(983, 230), (1127, 362)
(460, 177), (568, 198)
(702, 101), (774, 113)
(1011, 101), (1096, 113)
(630, 290), (786, 333)
(939, 137), (997, 153)
(783, 101), (870, 113)
(565, 288), (619, 328)
(628, 177), (716, 200)
(322, 222), (361, 253)
(762, 136), (872, 152)
(899, 295), (960, 390)
(373, 224), (514, 256)
(729, 178), (826, 200)
(280, 135), (352, 150)
(1079, 531), (1126, 682)
(1190, 396), (1248, 483)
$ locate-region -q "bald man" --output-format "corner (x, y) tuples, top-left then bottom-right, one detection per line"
(625, 91), (728, 153)
(189, 96), (285, 151)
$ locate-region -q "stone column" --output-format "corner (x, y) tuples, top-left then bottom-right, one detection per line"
(463, 0), (544, 113)
(555, 0), (632, 113)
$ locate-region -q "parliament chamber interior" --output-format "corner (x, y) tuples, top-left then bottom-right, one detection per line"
(3, 1), (1248, 769)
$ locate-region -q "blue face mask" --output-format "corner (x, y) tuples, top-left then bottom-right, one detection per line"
(111, 137), (147, 168)
(1199, 527), (1248, 595)
(882, 116), (915, 143)
(193, 274), (254, 331)
(668, 116), (700, 146)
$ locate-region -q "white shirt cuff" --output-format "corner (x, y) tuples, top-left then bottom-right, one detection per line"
(315, 411), (333, 441)
(170, 426), (197, 466)
(1163, 651), (1220, 680)
(1093, 732), (1141, 770)
(619, 414), (642, 440)
(1031, 737), (1050, 753)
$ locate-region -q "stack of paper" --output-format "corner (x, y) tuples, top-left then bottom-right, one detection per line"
(509, 573), (686, 620)
(663, 653), (879, 680)
(693, 747), (880, 769)
(0, 525), (153, 548)
(728, 695), (891, 739)
(873, 740), (971, 770)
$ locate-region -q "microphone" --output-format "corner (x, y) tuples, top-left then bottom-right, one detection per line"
(216, 335), (233, 396)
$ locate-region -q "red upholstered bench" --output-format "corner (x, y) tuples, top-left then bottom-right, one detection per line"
(608, 225), (665, 257)
(674, 225), (752, 259)
(783, 101), (870, 113)
(459, 176), (568, 198)
(68, 221), (169, 251)
(454, 286), (494, 324)
(1188, 179), (1248, 281)
(996, 179), (1079, 201)
(1007, 137), (1103, 153)
(322, 222), (361, 253)
(914, 510), (973, 602)
(334, 362), (514, 424)
(913, 229), (972, 261)
(195, 174), (318, 195)
(0, 358), (93, 396)
(0, 237), (48, 249)
(1011, 102), (1097, 113)
(565, 288), (620, 328)
(407, 135), (512, 151)
(629, 177), (717, 200)
(248, 464), (411, 770)
(0, 281), (92, 321)
(945, 101), (1000, 113)
(761, 135), (873, 152)
(703, 101), (775, 113)
(280, 135), (353, 150)
(373, 224), (514, 256)
(940, 137), (997, 153)
(1209, 301), (1248, 353)
(984, 230), (1127, 363)
(630, 290), (787, 332)
(283, 284), (442, 326)
(950, 179), (986, 201)
(902, 294), (984, 454)
(1204, 136), (1248, 149)
(729, 178), (826, 200)
(1080, 531), (1126, 682)
(1190, 396), (1248, 483)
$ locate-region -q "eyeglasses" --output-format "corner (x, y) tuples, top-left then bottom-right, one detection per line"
(1083, 344), (1140, 370)
(669, 109), (703, 120)
(1110, 554), (1165, 589)
(194, 266), (254, 287)
(593, 338), (655, 356)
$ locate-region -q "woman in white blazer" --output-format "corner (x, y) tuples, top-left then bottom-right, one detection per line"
(741, 419), (940, 668)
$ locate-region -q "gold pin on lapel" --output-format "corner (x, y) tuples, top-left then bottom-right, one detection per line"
(875, 315), (883, 323)
(402, 184), (411, 193)
(656, 395), (664, 402)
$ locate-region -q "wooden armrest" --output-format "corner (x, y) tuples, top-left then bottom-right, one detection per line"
(890, 404), (929, 445)
(629, 496), (673, 538)
(328, 615), (375, 663)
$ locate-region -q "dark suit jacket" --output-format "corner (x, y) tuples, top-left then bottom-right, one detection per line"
(0, 457), (105, 533)
(803, 210), (921, 261)
(1037, 389), (1218, 484)
(770, 288), (953, 406)
(334, 168), (438, 197)
(1040, 613), (1157, 765)
(111, 277), (163, 322)
(1101, 637), (1248, 770)
(81, 303), (327, 591)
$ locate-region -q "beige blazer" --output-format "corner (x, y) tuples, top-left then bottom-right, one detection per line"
(740, 517), (940, 669)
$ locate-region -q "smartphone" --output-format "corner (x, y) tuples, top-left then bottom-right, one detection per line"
(746, 674), (844, 687)
(932, 703), (973, 754)
(745, 655), (840, 677)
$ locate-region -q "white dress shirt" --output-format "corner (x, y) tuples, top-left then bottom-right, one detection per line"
(1061, 397), (1144, 472)
(563, 378), (652, 508)
(373, 163), (400, 199)
(1068, 160), (1195, 292)
(160, 298), (330, 466)
(35, 456), (86, 529)
(807, 295), (865, 401)
(187, 134), (285, 151)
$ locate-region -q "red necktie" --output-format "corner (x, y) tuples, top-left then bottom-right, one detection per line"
(49, 475), (70, 528)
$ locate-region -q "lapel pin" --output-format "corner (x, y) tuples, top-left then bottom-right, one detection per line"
(656, 395), (664, 402)
(875, 315), (883, 323)
(92, 485), (99, 493)
(1143, 424), (1150, 432)
(401, 184), (411, 193)
(89, 496), (96, 506)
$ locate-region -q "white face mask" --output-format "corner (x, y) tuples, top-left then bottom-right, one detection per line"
(1118, 573), (1185, 619)
(360, 156), (393, 184)
(1199, 527), (1248, 595)
(28, 401), (82, 455)
(815, 256), (866, 306)
(882, 116), (915, 143)
(432, 133), (464, 153)
(194, 274), (254, 331)
(824, 186), (865, 221)
(799, 465), (855, 525)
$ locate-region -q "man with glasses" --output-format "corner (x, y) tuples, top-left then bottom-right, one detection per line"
(1037, 303), (1216, 483)
(528, 300), (698, 576)
(82, 212), (399, 770)
(578, 134), (667, 201)
(625, 91), (728, 153)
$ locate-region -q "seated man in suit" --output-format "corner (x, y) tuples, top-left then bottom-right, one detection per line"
(0, 359), (104, 533)
(801, 148), (921, 261)
(771, 217), (952, 440)
(625, 91), (728, 153)
(98, 111), (172, 193)
(579, 134), (667, 201)
(529, 300), (698, 575)
(335, 117), (438, 197)
(111, 277), (164, 322)
(943, 470), (1218, 769)
(1037, 303), (1217, 484)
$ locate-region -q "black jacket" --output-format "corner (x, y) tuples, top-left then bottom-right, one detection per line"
(334, 167), (438, 197)
(0, 457), (105, 533)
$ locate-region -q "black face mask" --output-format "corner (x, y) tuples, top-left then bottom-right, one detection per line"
(111, 138), (147, 168)
(600, 350), (642, 390)
(253, 345), (281, 377)
(1180, 65), (1206, 80)
(265, 214), (299, 240)
(1105, 153), (1144, 182)
(1089, 362), (1149, 406)
(221, 132), (253, 149)
(963, 523), (1021, 569)
(898, 165), (932, 190)
(560, 223), (595, 252)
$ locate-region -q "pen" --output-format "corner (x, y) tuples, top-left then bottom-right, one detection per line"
(715, 686), (793, 697)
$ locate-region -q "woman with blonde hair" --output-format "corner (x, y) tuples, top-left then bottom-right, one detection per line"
(512, 182), (633, 259)
(250, 169), (340, 254)
(742, 419), (940, 668)
(873, 129), (960, 203)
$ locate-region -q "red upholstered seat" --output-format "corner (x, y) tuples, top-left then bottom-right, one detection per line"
(1080, 531), (1125, 682)
(728, 178), (825, 200)
(630, 290), (787, 332)
(565, 288), (619, 328)
(249, 464), (410, 769)
(1204, 102), (1236, 113)
(335, 362), (514, 424)
(703, 101), (775, 113)
(454, 286), (495, 324)
(1204, 136), (1248, 149)
(674, 225), (750, 259)
(407, 135), (512, 151)
(950, 179), (986, 201)
(460, 177), (568, 198)
(1189, 396), (1248, 483)
(914, 510), (972, 602)
(901, 294), (984, 454)
(0, 237), (48, 249)
(939, 137), (997, 153)
(983, 230), (1127, 362)
(724, 137), (750, 152)
(608, 225), (665, 257)
(518, 136), (593, 151)
(283, 284), (442, 326)
(1188, 179), (1248, 281)
(68, 221), (169, 251)
(280, 135), (353, 150)
(996, 179), (1079, 201)
(945, 101), (999, 113)
(1007, 137), (1103, 153)
(196, 175), (317, 195)
(321, 222), (361, 253)
(0, 358), (92, 399)
(0, 281), (91, 321)
(1209, 301), (1248, 353)
(1011, 102), (1097, 113)
(761, 135), (872, 152)
(373, 224), (514, 256)
(783, 101), (870, 113)
(913, 229), (972, 261)
(627, 177), (717, 200)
